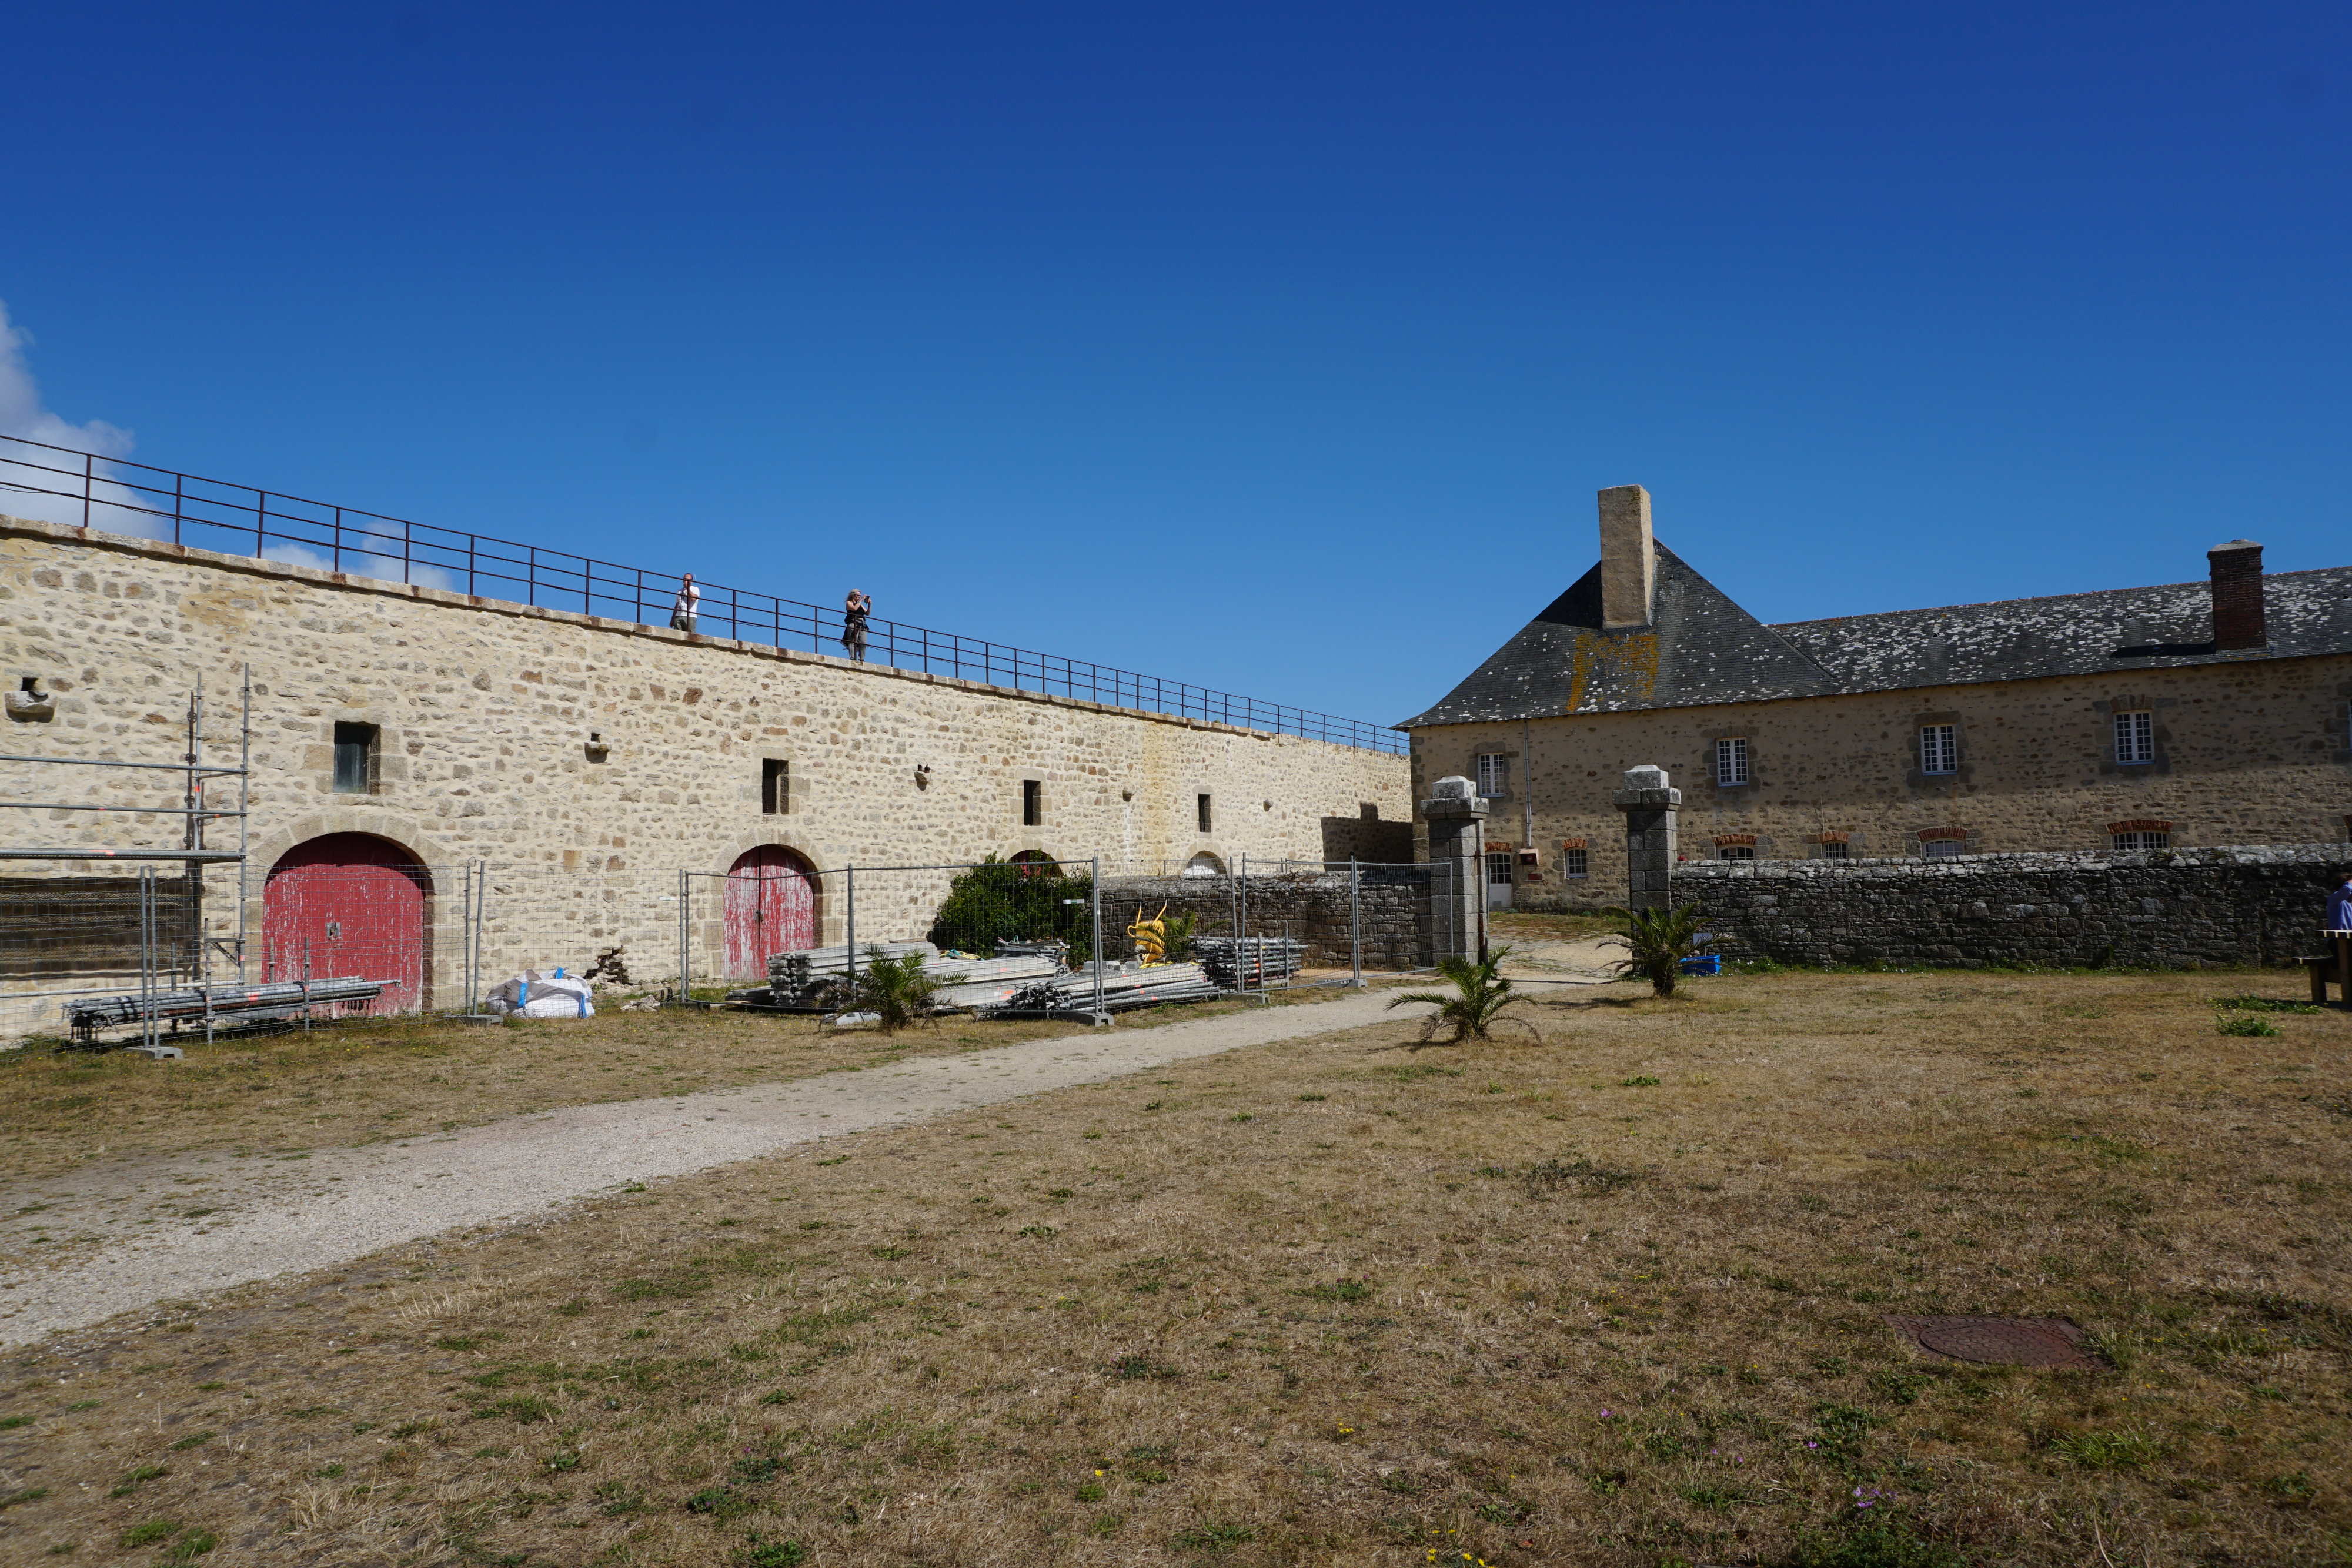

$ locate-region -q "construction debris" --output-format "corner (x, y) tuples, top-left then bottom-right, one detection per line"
(1192, 936), (1307, 988)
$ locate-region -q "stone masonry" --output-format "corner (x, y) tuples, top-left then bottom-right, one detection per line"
(1676, 844), (2351, 969)
(0, 517), (1408, 1008)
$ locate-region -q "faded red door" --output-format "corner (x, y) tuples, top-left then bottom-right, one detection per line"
(724, 845), (816, 978)
(263, 834), (429, 1015)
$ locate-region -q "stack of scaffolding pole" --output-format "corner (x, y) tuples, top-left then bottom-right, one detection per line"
(65, 977), (389, 1042)
(1193, 937), (1307, 988)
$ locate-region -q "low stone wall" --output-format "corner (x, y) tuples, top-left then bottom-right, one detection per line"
(1673, 844), (2351, 969)
(1099, 868), (1433, 972)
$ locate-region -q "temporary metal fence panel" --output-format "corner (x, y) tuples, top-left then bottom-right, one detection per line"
(676, 858), (1108, 1017)
(1097, 860), (1455, 992)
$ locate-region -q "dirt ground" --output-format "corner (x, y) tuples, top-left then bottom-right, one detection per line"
(0, 967), (2346, 1567)
(0, 987), (1373, 1186)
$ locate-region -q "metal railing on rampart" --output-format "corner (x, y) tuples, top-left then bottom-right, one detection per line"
(0, 433), (1405, 754)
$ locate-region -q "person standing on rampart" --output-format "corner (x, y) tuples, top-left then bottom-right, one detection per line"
(842, 589), (871, 662)
(670, 573), (701, 636)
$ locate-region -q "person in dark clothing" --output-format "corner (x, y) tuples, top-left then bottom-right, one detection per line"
(2327, 870), (2352, 933)
(841, 589), (871, 661)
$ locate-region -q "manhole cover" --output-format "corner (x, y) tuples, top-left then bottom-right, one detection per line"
(1884, 1314), (2106, 1369)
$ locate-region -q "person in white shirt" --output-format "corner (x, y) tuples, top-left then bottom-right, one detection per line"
(670, 573), (700, 635)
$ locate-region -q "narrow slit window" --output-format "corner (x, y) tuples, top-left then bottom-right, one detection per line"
(1021, 779), (1043, 828)
(1562, 846), (1589, 879)
(332, 723), (376, 795)
(1919, 724), (1957, 775)
(2114, 711), (2155, 765)
(1197, 793), (1212, 833)
(1714, 737), (1750, 787)
(761, 758), (789, 815)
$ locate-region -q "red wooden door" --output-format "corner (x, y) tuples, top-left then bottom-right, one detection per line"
(724, 846), (816, 979)
(263, 834), (429, 1015)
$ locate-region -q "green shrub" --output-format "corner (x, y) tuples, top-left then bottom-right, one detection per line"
(926, 857), (1094, 961)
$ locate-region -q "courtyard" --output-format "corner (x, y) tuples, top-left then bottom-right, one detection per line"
(0, 965), (2343, 1566)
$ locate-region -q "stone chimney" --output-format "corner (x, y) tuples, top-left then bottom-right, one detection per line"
(2207, 539), (2266, 651)
(1598, 484), (1656, 630)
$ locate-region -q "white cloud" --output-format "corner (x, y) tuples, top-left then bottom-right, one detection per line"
(0, 299), (157, 535)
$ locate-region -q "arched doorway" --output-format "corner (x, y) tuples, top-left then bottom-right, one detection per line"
(724, 845), (817, 979)
(1008, 849), (1062, 878)
(1182, 851), (1225, 878)
(263, 833), (431, 1015)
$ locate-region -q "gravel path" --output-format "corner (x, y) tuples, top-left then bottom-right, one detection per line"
(0, 989), (1409, 1347)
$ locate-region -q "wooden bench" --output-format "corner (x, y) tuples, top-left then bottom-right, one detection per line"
(2295, 934), (2352, 1004)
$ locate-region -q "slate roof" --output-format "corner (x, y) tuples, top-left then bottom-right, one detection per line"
(1398, 541), (2352, 728)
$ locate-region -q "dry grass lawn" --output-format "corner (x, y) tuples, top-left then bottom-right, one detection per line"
(0, 968), (2346, 1567)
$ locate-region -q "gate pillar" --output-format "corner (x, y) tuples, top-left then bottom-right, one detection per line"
(1612, 765), (1682, 912)
(1422, 775), (1489, 964)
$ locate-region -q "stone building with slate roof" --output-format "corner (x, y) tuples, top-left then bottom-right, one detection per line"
(1399, 485), (2352, 910)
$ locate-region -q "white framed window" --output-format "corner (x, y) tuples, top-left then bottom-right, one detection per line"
(1714, 737), (1750, 787)
(1475, 753), (1509, 797)
(1484, 851), (1515, 885)
(1562, 846), (1589, 879)
(1924, 838), (1965, 858)
(2114, 711), (2155, 765)
(1719, 845), (1755, 861)
(2112, 830), (2170, 851)
(1820, 839), (1849, 860)
(1919, 723), (1957, 775)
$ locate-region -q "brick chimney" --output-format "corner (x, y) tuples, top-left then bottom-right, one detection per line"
(1598, 484), (1655, 630)
(2207, 539), (2266, 651)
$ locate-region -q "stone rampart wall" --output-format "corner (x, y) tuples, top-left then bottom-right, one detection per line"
(0, 517), (1408, 1009)
(1673, 845), (2351, 968)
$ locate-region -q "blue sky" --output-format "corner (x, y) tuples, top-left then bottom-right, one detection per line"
(2, 2), (2346, 728)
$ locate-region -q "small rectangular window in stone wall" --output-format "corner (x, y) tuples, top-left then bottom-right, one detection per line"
(1715, 737), (1749, 786)
(1562, 840), (1589, 878)
(333, 723), (376, 795)
(1920, 723), (1957, 775)
(1485, 852), (1515, 885)
(2115, 710), (2155, 765)
(1475, 753), (1509, 797)
(1925, 838), (1965, 858)
(1820, 838), (1849, 859)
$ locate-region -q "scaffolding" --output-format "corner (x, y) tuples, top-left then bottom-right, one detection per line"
(0, 668), (251, 1049)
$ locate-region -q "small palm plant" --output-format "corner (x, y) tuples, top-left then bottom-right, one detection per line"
(1603, 902), (1707, 997)
(1161, 911), (1198, 964)
(834, 946), (944, 1034)
(1386, 947), (1537, 1044)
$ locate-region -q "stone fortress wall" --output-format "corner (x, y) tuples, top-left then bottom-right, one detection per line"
(0, 516), (1408, 1005)
(1409, 655), (2352, 908)
(1673, 844), (2349, 970)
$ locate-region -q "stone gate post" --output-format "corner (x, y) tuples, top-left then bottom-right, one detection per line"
(1422, 775), (1489, 964)
(1613, 765), (1681, 912)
